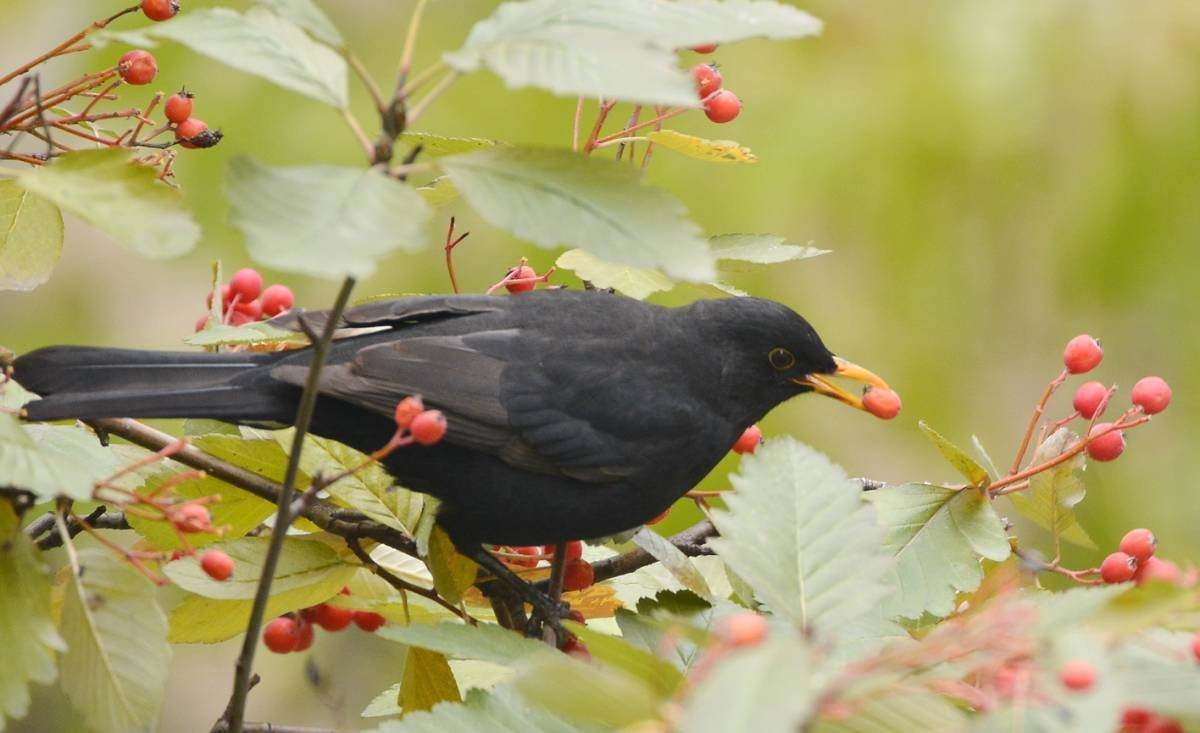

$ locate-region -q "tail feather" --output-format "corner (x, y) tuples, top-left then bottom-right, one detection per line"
(13, 346), (294, 423)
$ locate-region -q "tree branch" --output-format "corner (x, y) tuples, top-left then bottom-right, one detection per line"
(32, 506), (128, 550)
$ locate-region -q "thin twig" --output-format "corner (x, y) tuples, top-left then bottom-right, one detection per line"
(218, 278), (356, 733)
(571, 97), (584, 152)
(1009, 370), (1068, 475)
(405, 72), (460, 126)
(340, 109), (374, 163)
(0, 5), (139, 89)
(343, 51), (386, 113)
(346, 537), (475, 624)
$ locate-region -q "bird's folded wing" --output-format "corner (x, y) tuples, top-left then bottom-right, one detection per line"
(268, 295), (504, 336)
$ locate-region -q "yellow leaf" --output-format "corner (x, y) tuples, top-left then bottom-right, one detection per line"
(400, 647), (461, 714)
(426, 526), (477, 606)
(647, 129), (758, 163)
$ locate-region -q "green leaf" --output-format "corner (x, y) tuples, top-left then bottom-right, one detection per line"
(919, 421), (991, 487)
(709, 438), (893, 634)
(59, 550), (171, 733)
(867, 483), (1011, 620)
(401, 648), (461, 714)
(630, 527), (713, 601)
(972, 435), (1001, 478)
(380, 622), (550, 665)
(368, 684), (586, 733)
(17, 149), (198, 259)
(593, 0), (824, 49)
(124, 469), (276, 550)
(400, 132), (504, 157)
(814, 690), (967, 733)
(185, 320), (307, 347)
(442, 147), (714, 281)
(274, 431), (424, 534)
(255, 0), (343, 47)
(362, 682), (402, 718)
(416, 177), (460, 208)
(168, 563), (357, 643)
(165, 536), (352, 600)
(145, 7), (347, 107)
(0, 419), (122, 501)
(646, 130), (758, 163)
(0, 502), (65, 730)
(1087, 581), (1200, 636)
(1113, 631), (1200, 725)
(426, 527), (477, 606)
(566, 622), (684, 696)
(0, 180), (62, 292)
(555, 249), (674, 299)
(228, 156), (431, 279)
(678, 631), (819, 733)
(1008, 428), (1096, 549)
(513, 653), (662, 729)
(708, 233), (829, 270)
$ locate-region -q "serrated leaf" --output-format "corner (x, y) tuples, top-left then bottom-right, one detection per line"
(165, 536), (351, 599)
(646, 129), (757, 163)
(0, 378), (35, 411)
(555, 249), (674, 299)
(400, 132), (504, 156)
(566, 622), (683, 695)
(1008, 428), (1095, 550)
(513, 653), (662, 729)
(630, 527), (713, 601)
(228, 156), (431, 279)
(1112, 631), (1200, 724)
(362, 682), (402, 718)
(0, 502), (65, 730)
(708, 233), (829, 270)
(0, 419), (121, 501)
(185, 319), (307, 347)
(426, 527), (477, 606)
(380, 622), (550, 665)
(273, 431), (423, 534)
(867, 483), (1011, 620)
(59, 550), (170, 733)
(17, 149), (198, 259)
(168, 562), (357, 643)
(679, 631), (818, 733)
(256, 0), (343, 46)
(401, 648), (461, 714)
(145, 7), (347, 107)
(814, 690), (967, 733)
(919, 421), (991, 487)
(709, 438), (893, 634)
(0, 180), (62, 292)
(368, 684), (586, 733)
(442, 147), (714, 281)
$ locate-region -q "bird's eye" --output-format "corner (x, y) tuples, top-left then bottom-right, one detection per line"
(768, 348), (796, 371)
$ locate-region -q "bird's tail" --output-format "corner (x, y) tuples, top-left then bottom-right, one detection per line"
(11, 345), (294, 423)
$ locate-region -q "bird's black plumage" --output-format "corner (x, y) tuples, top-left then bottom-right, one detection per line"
(15, 290), (850, 548)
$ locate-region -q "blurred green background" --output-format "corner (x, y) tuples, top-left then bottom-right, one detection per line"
(3, 1), (1198, 730)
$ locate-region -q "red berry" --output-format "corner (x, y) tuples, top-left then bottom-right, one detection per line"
(567, 609), (586, 624)
(718, 612), (768, 647)
(562, 559), (595, 591)
(1146, 718), (1185, 733)
(352, 611), (386, 632)
(691, 63), (723, 98)
(199, 549), (234, 581)
(410, 409), (447, 446)
(175, 117), (209, 148)
(1086, 423), (1125, 462)
(1131, 376), (1171, 415)
(505, 265), (537, 294)
(194, 314), (209, 332)
(164, 90), (194, 125)
(172, 503), (212, 533)
(562, 635), (590, 660)
(312, 603), (355, 631)
(299, 606), (320, 622)
(692, 43), (718, 53)
(393, 396), (425, 430)
(229, 268), (263, 302)
(293, 618), (315, 651)
(703, 89), (742, 123)
(1121, 708), (1154, 727)
(262, 617), (300, 653)
(1072, 381), (1108, 419)
(233, 298), (262, 321)
(1119, 528), (1157, 564)
(1135, 556), (1181, 586)
(141, 0), (180, 22)
(207, 283), (232, 309)
(228, 310), (256, 326)
(260, 284), (294, 317)
(863, 387), (902, 420)
(1100, 551), (1137, 584)
(1063, 334), (1103, 374)
(1191, 632), (1200, 662)
(732, 424), (762, 454)
(543, 540), (584, 563)
(118, 50), (158, 85)
(1058, 659), (1096, 691)
(509, 545), (539, 569)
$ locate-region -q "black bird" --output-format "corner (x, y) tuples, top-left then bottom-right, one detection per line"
(13, 290), (888, 620)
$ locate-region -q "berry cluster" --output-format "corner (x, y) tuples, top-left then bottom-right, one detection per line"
(495, 539), (596, 592)
(392, 395), (448, 446)
(262, 588), (386, 654)
(1098, 528), (1185, 586)
(1055, 658), (1194, 732)
(689, 45), (742, 124)
(196, 267), (295, 331)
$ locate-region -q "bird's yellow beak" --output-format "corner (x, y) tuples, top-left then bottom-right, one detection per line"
(791, 357), (890, 411)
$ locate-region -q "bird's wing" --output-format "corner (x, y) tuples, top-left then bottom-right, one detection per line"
(268, 295), (505, 338)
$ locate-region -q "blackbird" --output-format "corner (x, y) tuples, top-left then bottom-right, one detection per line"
(13, 290), (889, 622)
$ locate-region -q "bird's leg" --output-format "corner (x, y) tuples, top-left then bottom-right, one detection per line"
(466, 546), (568, 639)
(539, 541), (569, 646)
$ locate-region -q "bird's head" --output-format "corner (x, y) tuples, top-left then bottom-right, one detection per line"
(690, 297), (892, 414)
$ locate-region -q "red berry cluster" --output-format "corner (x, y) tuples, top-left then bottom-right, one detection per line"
(1120, 708), (1185, 733)
(495, 540), (595, 592)
(688, 44), (741, 124)
(1099, 528), (1184, 586)
(392, 395), (448, 446)
(162, 88), (219, 149)
(196, 267), (295, 331)
(262, 589), (386, 654)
